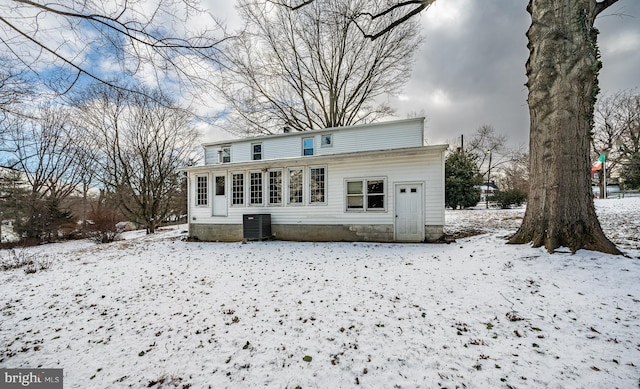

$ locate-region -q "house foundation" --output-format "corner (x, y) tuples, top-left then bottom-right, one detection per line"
(189, 223), (443, 243)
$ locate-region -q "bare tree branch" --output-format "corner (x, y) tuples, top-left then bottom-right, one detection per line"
(0, 0), (230, 97)
(219, 0), (421, 134)
(595, 0), (620, 17)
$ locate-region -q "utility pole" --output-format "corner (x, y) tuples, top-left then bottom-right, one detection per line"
(486, 150), (492, 209)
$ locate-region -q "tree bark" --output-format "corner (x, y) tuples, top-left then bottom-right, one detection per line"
(509, 0), (621, 254)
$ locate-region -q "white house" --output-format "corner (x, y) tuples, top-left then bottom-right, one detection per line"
(184, 117), (448, 242)
(478, 182), (498, 203)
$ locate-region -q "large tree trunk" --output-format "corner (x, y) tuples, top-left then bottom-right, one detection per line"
(509, 0), (621, 254)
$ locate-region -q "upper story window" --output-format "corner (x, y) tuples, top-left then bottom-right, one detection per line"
(321, 134), (332, 148)
(220, 146), (231, 163)
(196, 175), (208, 206)
(302, 137), (314, 156)
(252, 143), (262, 160)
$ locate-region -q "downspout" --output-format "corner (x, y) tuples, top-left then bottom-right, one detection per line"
(186, 173), (192, 236)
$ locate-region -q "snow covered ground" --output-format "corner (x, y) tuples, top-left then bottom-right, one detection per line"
(1, 198), (638, 388)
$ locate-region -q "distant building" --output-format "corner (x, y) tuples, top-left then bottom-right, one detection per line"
(478, 182), (498, 202)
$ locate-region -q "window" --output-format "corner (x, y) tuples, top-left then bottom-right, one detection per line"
(366, 179), (385, 209)
(346, 181), (363, 209)
(250, 172), (263, 205)
(309, 167), (326, 204)
(252, 143), (262, 160)
(215, 176), (225, 196)
(196, 175), (208, 206)
(321, 134), (332, 147)
(346, 178), (386, 211)
(269, 170), (282, 205)
(221, 147), (231, 163)
(303, 137), (314, 156)
(288, 168), (303, 204)
(232, 173), (244, 205)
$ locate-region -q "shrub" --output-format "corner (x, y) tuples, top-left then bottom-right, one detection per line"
(0, 248), (52, 273)
(86, 206), (122, 244)
(491, 189), (528, 209)
(445, 152), (483, 209)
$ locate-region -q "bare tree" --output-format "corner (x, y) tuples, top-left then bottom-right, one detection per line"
(508, 0), (622, 254)
(0, 0), (227, 97)
(5, 105), (85, 240)
(0, 57), (29, 116)
(498, 151), (529, 193)
(591, 89), (640, 187)
(0, 57), (31, 154)
(457, 125), (529, 195)
(218, 0), (422, 134)
(77, 85), (198, 233)
(464, 125), (509, 176)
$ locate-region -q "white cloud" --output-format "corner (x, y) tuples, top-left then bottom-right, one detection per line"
(601, 31), (640, 56)
(422, 0), (472, 34)
(428, 89), (452, 109)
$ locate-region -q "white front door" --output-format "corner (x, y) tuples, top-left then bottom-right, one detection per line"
(213, 174), (227, 216)
(394, 183), (424, 242)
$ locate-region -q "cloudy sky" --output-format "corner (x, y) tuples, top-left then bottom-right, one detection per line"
(204, 0), (640, 148)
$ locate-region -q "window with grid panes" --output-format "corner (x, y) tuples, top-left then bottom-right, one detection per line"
(232, 173), (244, 205)
(196, 175), (208, 206)
(250, 172), (263, 205)
(269, 170), (282, 205)
(288, 168), (303, 204)
(309, 167), (326, 203)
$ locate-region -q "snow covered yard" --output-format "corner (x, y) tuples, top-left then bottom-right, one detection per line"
(1, 199), (639, 388)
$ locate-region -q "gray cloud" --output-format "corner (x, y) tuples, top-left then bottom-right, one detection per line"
(393, 0), (640, 148)
(206, 0), (640, 148)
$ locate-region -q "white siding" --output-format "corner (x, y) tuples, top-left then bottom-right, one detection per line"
(202, 118), (425, 165)
(187, 148), (445, 228)
(316, 120), (423, 157)
(204, 148), (217, 165)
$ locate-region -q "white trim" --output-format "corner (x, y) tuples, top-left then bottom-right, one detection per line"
(195, 174), (209, 207)
(321, 133), (333, 148)
(182, 145), (447, 173)
(230, 171), (245, 207)
(287, 167), (304, 206)
(394, 182), (425, 242)
(344, 177), (387, 212)
(267, 168), (284, 206)
(302, 136), (315, 156)
(251, 142), (262, 161)
(308, 165), (327, 205)
(248, 170), (264, 206)
(212, 172), (228, 217)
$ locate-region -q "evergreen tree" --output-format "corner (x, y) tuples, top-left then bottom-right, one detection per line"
(621, 152), (640, 190)
(445, 152), (483, 209)
(0, 169), (28, 222)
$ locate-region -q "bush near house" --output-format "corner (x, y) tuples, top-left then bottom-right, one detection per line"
(491, 189), (528, 209)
